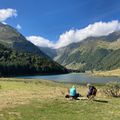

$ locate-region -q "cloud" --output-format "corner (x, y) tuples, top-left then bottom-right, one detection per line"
(26, 36), (54, 48)
(55, 20), (120, 48)
(27, 20), (120, 49)
(0, 8), (17, 22)
(2, 22), (7, 25)
(16, 24), (22, 30)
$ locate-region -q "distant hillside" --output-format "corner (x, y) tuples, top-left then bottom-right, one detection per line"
(40, 31), (120, 71)
(39, 47), (57, 58)
(93, 68), (120, 77)
(0, 44), (68, 76)
(0, 23), (46, 57)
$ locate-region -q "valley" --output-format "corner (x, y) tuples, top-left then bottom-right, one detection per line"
(40, 32), (120, 72)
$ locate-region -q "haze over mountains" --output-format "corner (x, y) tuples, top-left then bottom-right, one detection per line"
(39, 31), (120, 71)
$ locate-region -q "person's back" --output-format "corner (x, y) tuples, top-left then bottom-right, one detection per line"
(69, 86), (76, 97)
(65, 85), (80, 99)
(89, 86), (97, 95)
(87, 84), (97, 98)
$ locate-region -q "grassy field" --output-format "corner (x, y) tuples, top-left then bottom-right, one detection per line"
(0, 78), (120, 120)
(93, 69), (120, 77)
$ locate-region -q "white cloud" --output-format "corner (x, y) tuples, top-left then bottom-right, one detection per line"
(26, 36), (54, 48)
(2, 22), (7, 25)
(55, 20), (120, 48)
(16, 24), (22, 30)
(0, 8), (17, 22)
(27, 20), (120, 49)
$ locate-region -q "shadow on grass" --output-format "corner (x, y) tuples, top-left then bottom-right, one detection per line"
(93, 99), (108, 103)
(66, 96), (108, 103)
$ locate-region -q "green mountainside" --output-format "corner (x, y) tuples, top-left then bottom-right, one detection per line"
(0, 23), (46, 56)
(0, 23), (68, 76)
(0, 44), (68, 76)
(39, 47), (57, 58)
(40, 32), (120, 71)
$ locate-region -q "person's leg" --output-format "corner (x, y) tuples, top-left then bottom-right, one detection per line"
(87, 94), (90, 98)
(89, 95), (95, 101)
(72, 93), (80, 99)
(76, 93), (80, 97)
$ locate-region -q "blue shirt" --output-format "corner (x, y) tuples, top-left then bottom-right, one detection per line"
(70, 87), (76, 96)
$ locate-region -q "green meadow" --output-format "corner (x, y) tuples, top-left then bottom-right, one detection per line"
(0, 78), (120, 120)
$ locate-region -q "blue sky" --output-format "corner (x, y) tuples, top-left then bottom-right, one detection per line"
(0, 0), (120, 48)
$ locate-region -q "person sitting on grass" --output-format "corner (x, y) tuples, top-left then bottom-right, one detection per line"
(87, 84), (97, 100)
(65, 85), (80, 99)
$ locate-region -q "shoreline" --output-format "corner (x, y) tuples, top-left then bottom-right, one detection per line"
(92, 69), (120, 77)
(0, 77), (113, 86)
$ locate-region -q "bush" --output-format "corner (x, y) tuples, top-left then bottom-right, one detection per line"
(103, 82), (120, 97)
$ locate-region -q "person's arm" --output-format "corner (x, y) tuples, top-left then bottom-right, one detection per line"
(89, 87), (93, 95)
(68, 88), (70, 94)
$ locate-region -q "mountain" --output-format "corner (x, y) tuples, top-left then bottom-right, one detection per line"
(0, 43), (68, 76)
(0, 23), (68, 76)
(39, 47), (57, 58)
(0, 23), (46, 57)
(40, 31), (120, 71)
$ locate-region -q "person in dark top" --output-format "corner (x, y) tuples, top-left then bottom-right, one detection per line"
(87, 84), (97, 99)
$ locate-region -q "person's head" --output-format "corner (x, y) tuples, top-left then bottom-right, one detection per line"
(72, 85), (75, 88)
(87, 83), (91, 87)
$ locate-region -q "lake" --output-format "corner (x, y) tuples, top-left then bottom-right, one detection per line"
(16, 73), (120, 84)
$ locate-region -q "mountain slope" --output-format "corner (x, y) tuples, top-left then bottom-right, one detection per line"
(39, 47), (57, 58)
(0, 23), (68, 75)
(0, 44), (68, 76)
(0, 23), (46, 57)
(40, 31), (120, 71)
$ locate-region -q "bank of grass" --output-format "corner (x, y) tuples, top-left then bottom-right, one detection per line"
(93, 68), (120, 77)
(0, 78), (120, 120)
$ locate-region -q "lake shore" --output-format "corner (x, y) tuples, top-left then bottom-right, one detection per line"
(16, 72), (120, 84)
(92, 69), (120, 77)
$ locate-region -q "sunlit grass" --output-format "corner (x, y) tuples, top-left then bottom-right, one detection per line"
(93, 69), (120, 77)
(0, 78), (120, 120)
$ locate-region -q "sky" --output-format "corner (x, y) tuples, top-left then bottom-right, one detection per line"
(0, 0), (120, 48)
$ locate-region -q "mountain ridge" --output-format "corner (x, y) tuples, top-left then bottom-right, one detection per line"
(0, 23), (68, 76)
(39, 31), (120, 71)
(0, 22), (47, 57)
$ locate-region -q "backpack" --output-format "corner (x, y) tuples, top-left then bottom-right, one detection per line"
(92, 87), (97, 96)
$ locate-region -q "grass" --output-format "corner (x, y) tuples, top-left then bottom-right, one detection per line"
(0, 78), (120, 120)
(93, 69), (120, 77)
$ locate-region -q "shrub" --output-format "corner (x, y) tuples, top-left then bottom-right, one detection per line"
(103, 82), (120, 97)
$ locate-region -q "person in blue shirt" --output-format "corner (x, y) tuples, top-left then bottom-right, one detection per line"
(65, 85), (80, 99)
(69, 85), (76, 97)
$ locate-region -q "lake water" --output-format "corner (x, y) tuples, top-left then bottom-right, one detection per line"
(16, 73), (120, 84)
